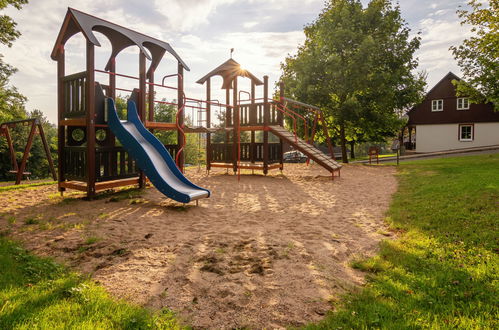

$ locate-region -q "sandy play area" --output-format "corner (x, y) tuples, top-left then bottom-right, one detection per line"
(0, 163), (397, 329)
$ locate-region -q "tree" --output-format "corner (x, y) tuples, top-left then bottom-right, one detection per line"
(0, 0), (28, 47)
(450, 0), (498, 110)
(280, 0), (425, 162)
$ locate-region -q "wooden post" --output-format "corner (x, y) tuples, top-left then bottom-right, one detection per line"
(86, 41), (96, 198)
(225, 87), (230, 164)
(250, 81), (255, 164)
(177, 62), (185, 172)
(109, 57), (116, 100)
(108, 57), (116, 147)
(278, 81), (284, 169)
(232, 77), (238, 173)
(38, 123), (57, 181)
(148, 67), (155, 122)
(4, 127), (17, 172)
(206, 77), (211, 171)
(263, 75), (269, 175)
(137, 51), (147, 187)
(278, 82), (284, 126)
(57, 46), (66, 192)
(16, 121), (37, 184)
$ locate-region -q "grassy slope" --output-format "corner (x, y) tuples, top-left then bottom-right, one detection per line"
(0, 237), (184, 329)
(307, 154), (498, 329)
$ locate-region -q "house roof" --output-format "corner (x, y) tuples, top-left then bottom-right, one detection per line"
(196, 58), (263, 89)
(407, 71), (461, 115)
(426, 71), (461, 96)
(51, 8), (189, 74)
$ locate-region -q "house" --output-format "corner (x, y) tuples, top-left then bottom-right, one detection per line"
(406, 72), (499, 153)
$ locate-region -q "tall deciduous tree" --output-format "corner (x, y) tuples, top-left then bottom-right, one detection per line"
(450, 0), (498, 110)
(281, 0), (425, 162)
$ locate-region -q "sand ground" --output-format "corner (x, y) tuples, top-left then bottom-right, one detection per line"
(0, 163), (397, 329)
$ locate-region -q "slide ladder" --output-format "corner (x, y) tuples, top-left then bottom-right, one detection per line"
(269, 125), (342, 176)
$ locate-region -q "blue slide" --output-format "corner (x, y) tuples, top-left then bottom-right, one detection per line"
(107, 98), (210, 203)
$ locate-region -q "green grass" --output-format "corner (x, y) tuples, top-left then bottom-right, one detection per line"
(307, 154), (498, 329)
(0, 181), (56, 193)
(0, 237), (184, 329)
(352, 153), (397, 161)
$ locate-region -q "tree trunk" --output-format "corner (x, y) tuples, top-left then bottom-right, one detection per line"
(339, 123), (348, 163)
(350, 140), (355, 159)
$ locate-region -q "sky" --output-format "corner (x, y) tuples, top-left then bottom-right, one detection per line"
(2, 0), (472, 124)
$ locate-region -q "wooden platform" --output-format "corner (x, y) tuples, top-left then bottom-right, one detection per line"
(210, 162), (282, 171)
(59, 177), (141, 192)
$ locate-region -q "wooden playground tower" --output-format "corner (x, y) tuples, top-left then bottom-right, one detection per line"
(52, 8), (341, 199)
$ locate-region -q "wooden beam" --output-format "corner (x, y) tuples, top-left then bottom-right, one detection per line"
(38, 124), (57, 181)
(177, 62), (185, 172)
(145, 121), (177, 129)
(206, 77), (211, 171)
(232, 77), (238, 172)
(4, 126), (17, 172)
(57, 46), (66, 192)
(263, 75), (269, 175)
(60, 118), (86, 126)
(16, 120), (37, 184)
(86, 40), (96, 198)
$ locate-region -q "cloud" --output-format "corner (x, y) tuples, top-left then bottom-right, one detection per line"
(0, 0), (471, 122)
(153, 0), (236, 32)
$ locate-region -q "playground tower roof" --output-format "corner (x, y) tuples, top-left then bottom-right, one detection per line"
(51, 8), (189, 74)
(196, 58), (263, 89)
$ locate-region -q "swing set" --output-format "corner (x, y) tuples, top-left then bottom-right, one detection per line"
(0, 118), (57, 184)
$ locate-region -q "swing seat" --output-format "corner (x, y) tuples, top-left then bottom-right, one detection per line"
(8, 170), (31, 175)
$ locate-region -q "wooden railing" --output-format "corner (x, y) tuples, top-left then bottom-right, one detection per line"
(64, 145), (178, 182)
(224, 102), (281, 127)
(210, 143), (281, 163)
(63, 71), (87, 118)
(95, 147), (139, 182)
(64, 146), (87, 181)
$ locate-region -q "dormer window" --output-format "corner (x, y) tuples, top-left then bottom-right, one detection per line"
(432, 99), (443, 111)
(457, 97), (470, 110)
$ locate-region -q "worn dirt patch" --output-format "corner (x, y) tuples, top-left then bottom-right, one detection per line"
(0, 163), (397, 329)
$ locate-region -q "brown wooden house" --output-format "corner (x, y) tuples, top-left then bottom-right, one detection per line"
(406, 72), (499, 153)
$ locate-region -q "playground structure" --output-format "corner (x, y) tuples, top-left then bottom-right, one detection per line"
(0, 118), (57, 184)
(51, 8), (341, 200)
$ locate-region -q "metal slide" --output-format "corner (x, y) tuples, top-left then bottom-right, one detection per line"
(107, 98), (210, 203)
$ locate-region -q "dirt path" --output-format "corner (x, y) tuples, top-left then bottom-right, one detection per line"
(0, 164), (397, 329)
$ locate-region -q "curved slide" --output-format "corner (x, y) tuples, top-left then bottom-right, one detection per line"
(107, 98), (210, 203)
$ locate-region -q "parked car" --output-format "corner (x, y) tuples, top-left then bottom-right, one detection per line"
(283, 150), (308, 163)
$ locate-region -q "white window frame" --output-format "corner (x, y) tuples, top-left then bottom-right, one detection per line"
(431, 99), (443, 112)
(459, 124), (473, 142)
(457, 97), (470, 110)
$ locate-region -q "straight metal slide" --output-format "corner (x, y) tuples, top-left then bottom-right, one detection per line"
(107, 98), (210, 203)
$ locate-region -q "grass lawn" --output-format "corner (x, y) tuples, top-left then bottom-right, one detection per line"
(0, 181), (56, 192)
(307, 153), (498, 329)
(352, 153), (397, 161)
(0, 237), (184, 329)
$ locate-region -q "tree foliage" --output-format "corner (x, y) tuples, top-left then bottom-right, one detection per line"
(0, 0), (28, 47)
(280, 0), (425, 162)
(450, 0), (498, 110)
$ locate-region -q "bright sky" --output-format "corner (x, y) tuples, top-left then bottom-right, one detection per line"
(2, 0), (471, 124)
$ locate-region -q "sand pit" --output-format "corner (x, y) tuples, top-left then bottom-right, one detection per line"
(0, 163), (397, 329)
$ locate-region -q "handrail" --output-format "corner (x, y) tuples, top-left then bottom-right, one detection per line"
(273, 101), (309, 143)
(95, 69), (139, 81)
